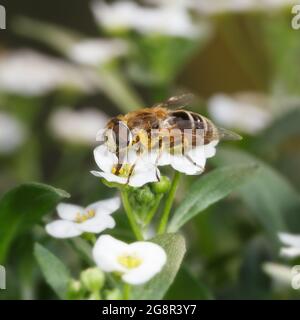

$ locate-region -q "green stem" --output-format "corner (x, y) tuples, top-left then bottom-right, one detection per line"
(157, 172), (181, 235)
(13, 16), (80, 54)
(82, 233), (97, 245)
(144, 194), (163, 226)
(121, 190), (144, 241)
(99, 65), (144, 113)
(123, 283), (131, 300)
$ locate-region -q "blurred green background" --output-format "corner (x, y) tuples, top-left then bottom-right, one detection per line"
(1, 0), (300, 300)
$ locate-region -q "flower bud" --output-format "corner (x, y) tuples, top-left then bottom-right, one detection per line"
(105, 288), (122, 300)
(80, 267), (105, 293)
(67, 280), (84, 300)
(150, 176), (171, 194)
(136, 186), (155, 204)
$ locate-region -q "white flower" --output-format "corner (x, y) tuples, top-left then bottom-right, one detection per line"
(46, 198), (120, 238)
(279, 232), (300, 258)
(48, 107), (108, 146)
(67, 39), (128, 67)
(208, 93), (272, 135)
(143, 0), (194, 8)
(193, 0), (298, 15)
(0, 50), (98, 96)
(92, 144), (160, 187)
(93, 235), (167, 285)
(0, 112), (27, 155)
(263, 262), (293, 287)
(91, 1), (201, 38)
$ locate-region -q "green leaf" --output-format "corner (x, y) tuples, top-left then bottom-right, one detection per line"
(0, 182), (69, 262)
(165, 266), (214, 300)
(132, 233), (186, 300)
(237, 236), (272, 299)
(168, 164), (258, 232)
(257, 108), (300, 156)
(213, 147), (300, 239)
(34, 243), (71, 299)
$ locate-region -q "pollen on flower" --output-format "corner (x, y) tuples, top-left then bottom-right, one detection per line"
(75, 209), (96, 223)
(111, 164), (133, 177)
(117, 254), (142, 269)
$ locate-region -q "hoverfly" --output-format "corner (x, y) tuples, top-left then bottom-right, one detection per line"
(100, 94), (241, 182)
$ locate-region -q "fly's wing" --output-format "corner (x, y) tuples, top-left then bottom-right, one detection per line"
(217, 127), (243, 141)
(153, 93), (195, 109)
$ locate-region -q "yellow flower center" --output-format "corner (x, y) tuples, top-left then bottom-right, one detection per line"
(111, 164), (133, 177)
(117, 254), (142, 269)
(75, 209), (96, 223)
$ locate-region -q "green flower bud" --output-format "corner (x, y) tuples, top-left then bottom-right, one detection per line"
(67, 280), (84, 300)
(105, 288), (122, 300)
(136, 186), (155, 204)
(150, 176), (171, 194)
(80, 267), (105, 293)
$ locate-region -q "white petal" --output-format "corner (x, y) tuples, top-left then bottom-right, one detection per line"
(94, 145), (117, 172)
(129, 173), (160, 187)
(187, 146), (206, 168)
(87, 197), (121, 215)
(170, 155), (202, 175)
(122, 242), (167, 285)
(128, 161), (160, 187)
(91, 170), (128, 185)
(77, 215), (116, 233)
(56, 203), (84, 221)
(68, 39), (128, 66)
(93, 235), (128, 273)
(204, 140), (219, 158)
(0, 112), (27, 154)
(263, 263), (292, 286)
(45, 220), (82, 238)
(157, 152), (172, 166)
(279, 232), (300, 249)
(280, 247), (300, 259)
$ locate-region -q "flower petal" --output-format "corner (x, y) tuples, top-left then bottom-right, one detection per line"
(279, 232), (300, 249)
(87, 197), (121, 215)
(91, 170), (128, 185)
(45, 220), (82, 238)
(280, 247), (300, 259)
(56, 203), (84, 221)
(122, 241), (167, 285)
(128, 161), (160, 187)
(187, 146), (206, 169)
(94, 144), (117, 172)
(204, 140), (219, 158)
(77, 215), (116, 233)
(93, 235), (128, 273)
(170, 155), (202, 175)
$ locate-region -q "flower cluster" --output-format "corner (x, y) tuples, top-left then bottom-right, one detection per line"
(91, 0), (201, 39)
(0, 50), (97, 96)
(279, 232), (300, 258)
(46, 197), (167, 287)
(0, 111), (27, 155)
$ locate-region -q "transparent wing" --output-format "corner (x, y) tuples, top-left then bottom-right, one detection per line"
(153, 93), (195, 109)
(217, 127), (243, 141)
